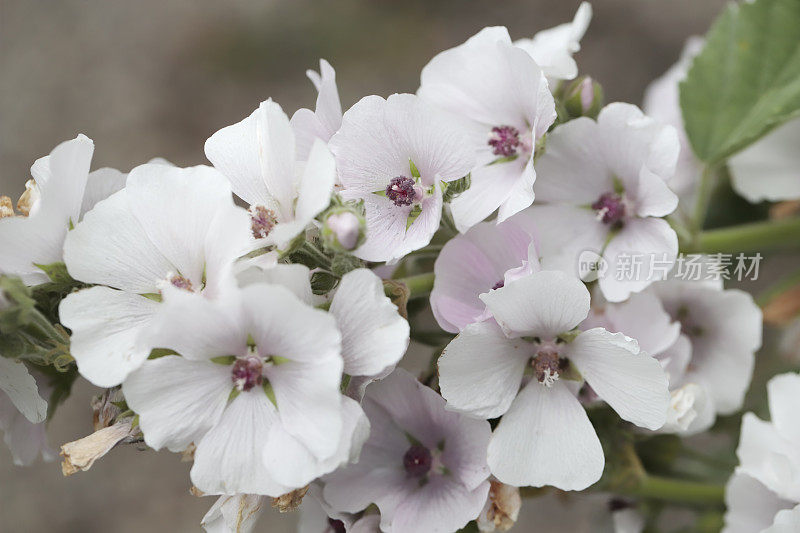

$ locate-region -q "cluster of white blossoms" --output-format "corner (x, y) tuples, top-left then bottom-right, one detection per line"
(2, 0), (800, 531)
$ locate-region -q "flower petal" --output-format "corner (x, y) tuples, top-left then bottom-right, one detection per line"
(125, 163), (237, 288)
(768, 373), (800, 445)
(488, 380), (604, 490)
(79, 167), (127, 219)
(439, 321), (529, 419)
(480, 270), (590, 338)
(60, 287), (160, 387)
(64, 189), (174, 293)
(568, 328), (669, 430)
(240, 285), (343, 459)
(723, 473), (794, 533)
(600, 217), (678, 303)
(192, 390), (288, 496)
(330, 268), (409, 376)
(123, 356), (231, 452)
(0, 358), (47, 424)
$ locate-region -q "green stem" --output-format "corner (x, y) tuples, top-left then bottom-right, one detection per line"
(692, 217), (800, 253)
(29, 308), (69, 345)
(395, 273), (435, 300)
(692, 165), (717, 237)
(619, 475), (725, 507)
(300, 242), (332, 270)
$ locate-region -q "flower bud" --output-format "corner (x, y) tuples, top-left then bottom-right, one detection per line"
(563, 76), (604, 119)
(322, 208), (366, 252)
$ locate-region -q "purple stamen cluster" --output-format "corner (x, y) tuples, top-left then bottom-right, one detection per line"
(488, 126), (521, 157)
(591, 192), (626, 226)
(532, 349), (564, 384)
(403, 444), (433, 477)
(169, 274), (193, 292)
(231, 356), (264, 392)
(386, 176), (417, 207)
(250, 205), (278, 239)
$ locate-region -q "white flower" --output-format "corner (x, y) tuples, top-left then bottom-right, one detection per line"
(430, 218), (539, 333)
(514, 2), (593, 82)
(322, 368), (491, 533)
(439, 270), (669, 489)
(518, 102), (680, 302)
(418, 27), (556, 231)
(122, 283), (362, 496)
(237, 264), (409, 382)
(724, 373), (800, 533)
(329, 93), (475, 262)
(651, 277), (762, 417)
(60, 163), (251, 387)
(205, 98), (337, 250)
(290, 59), (343, 162)
(0, 135), (94, 285)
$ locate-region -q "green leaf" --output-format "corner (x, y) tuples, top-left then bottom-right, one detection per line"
(680, 0), (800, 163)
(310, 271), (339, 295)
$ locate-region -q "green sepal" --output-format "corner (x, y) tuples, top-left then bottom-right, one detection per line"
(210, 355), (237, 365)
(487, 155), (519, 166)
(148, 348), (178, 359)
(409, 159), (421, 179)
(442, 174), (471, 203)
(406, 205), (423, 230)
(263, 382), (277, 406)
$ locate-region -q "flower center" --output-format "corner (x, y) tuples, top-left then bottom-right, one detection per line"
(488, 126), (522, 157)
(168, 273), (193, 292)
(327, 518), (346, 533)
(403, 444), (433, 477)
(386, 176), (418, 207)
(592, 192), (626, 226)
(532, 348), (566, 387)
(249, 205), (278, 239)
(231, 355), (264, 392)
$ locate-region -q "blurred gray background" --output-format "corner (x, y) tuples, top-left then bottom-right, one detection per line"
(0, 0), (729, 531)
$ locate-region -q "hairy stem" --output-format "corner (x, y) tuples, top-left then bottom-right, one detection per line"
(692, 217), (800, 253)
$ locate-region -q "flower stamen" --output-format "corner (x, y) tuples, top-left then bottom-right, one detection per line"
(386, 176), (418, 207)
(249, 205), (278, 239)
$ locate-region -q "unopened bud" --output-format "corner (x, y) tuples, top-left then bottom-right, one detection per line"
(563, 76), (604, 119)
(322, 209), (365, 252)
